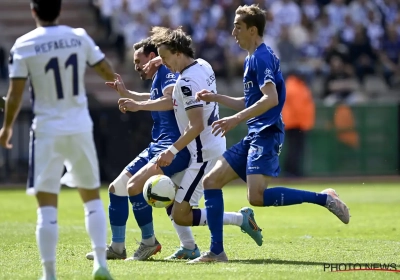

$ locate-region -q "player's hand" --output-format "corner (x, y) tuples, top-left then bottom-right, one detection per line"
(156, 150), (174, 168)
(118, 98), (141, 113)
(105, 73), (129, 97)
(196, 89), (216, 103)
(211, 115), (240, 137)
(0, 127), (13, 149)
(143, 56), (162, 74)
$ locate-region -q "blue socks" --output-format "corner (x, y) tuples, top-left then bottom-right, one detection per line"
(204, 189), (224, 255)
(263, 187), (327, 207)
(129, 193), (154, 239)
(109, 193), (129, 243)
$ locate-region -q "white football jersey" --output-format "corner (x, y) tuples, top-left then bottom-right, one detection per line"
(172, 59), (226, 163)
(8, 25), (105, 135)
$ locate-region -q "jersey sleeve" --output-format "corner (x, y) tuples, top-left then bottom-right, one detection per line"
(178, 78), (204, 111)
(254, 54), (276, 90)
(8, 44), (28, 79)
(79, 28), (105, 66)
(161, 68), (177, 93)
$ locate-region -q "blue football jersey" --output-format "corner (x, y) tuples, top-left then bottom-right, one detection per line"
(243, 43), (285, 133)
(150, 65), (181, 143)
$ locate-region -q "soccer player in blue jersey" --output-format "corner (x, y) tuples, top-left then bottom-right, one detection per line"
(85, 37), (199, 261)
(190, 4), (351, 263)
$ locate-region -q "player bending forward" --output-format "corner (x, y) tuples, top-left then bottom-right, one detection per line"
(118, 26), (264, 252)
(0, 0), (117, 279)
(190, 4), (351, 263)
(86, 37), (200, 261)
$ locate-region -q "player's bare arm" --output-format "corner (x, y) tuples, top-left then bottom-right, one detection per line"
(196, 89), (245, 111)
(0, 78), (27, 148)
(211, 83), (278, 137)
(106, 73), (150, 100)
(118, 86), (173, 113)
(92, 58), (115, 81)
(235, 82), (278, 122)
(156, 106), (204, 167)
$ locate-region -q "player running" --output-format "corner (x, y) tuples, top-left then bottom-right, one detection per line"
(189, 4), (351, 263)
(118, 26), (263, 256)
(0, 0), (116, 279)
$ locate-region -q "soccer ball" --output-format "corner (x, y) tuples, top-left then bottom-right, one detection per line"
(143, 175), (176, 208)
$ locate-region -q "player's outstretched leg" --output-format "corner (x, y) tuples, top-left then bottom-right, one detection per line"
(164, 205), (201, 260)
(86, 172), (130, 260)
(261, 186), (350, 224)
(189, 207), (263, 246)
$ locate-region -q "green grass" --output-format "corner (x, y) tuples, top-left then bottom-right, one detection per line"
(1, 183), (400, 280)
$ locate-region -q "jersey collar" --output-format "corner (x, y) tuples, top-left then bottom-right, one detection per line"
(180, 60), (198, 74)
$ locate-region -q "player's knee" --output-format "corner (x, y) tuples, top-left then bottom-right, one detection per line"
(203, 173), (221, 190)
(112, 173), (130, 196)
(127, 179), (142, 196)
(247, 186), (264, 207)
(172, 212), (191, 226)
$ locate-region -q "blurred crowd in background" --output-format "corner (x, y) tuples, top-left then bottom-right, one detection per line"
(90, 0), (400, 97)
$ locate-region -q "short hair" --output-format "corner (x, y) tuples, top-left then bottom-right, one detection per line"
(31, 0), (62, 22)
(133, 37), (158, 56)
(150, 26), (195, 58)
(235, 4), (266, 37)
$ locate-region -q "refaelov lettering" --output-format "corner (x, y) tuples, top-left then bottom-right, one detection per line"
(35, 38), (82, 54)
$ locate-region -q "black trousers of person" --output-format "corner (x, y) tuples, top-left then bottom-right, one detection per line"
(283, 129), (306, 177)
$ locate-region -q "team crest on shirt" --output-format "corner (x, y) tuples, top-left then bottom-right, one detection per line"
(166, 73), (175, 79)
(264, 68), (274, 81)
(249, 144), (263, 159)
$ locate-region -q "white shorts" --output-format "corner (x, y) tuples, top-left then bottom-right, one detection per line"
(26, 131), (100, 195)
(172, 157), (218, 207)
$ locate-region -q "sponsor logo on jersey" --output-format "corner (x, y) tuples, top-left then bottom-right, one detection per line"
(181, 85), (192, 97)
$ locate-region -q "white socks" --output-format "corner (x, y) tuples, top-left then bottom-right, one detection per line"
(198, 208), (243, 226)
(169, 215), (196, 250)
(36, 206), (58, 279)
(141, 236), (156, 246)
(84, 199), (107, 268)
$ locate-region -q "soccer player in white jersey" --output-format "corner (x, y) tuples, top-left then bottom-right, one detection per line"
(118, 27), (263, 249)
(0, 0), (116, 279)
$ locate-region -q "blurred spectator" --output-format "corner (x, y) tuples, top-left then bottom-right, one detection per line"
(324, 0), (348, 31)
(347, 26), (377, 84)
(277, 25), (299, 77)
(323, 55), (363, 105)
(378, 24), (400, 87)
(282, 70), (315, 177)
(197, 29), (227, 78)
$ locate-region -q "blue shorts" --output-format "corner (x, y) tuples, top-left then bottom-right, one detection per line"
(125, 142), (190, 177)
(223, 130), (284, 182)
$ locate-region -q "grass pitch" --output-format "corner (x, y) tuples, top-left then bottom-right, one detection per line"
(1, 183), (399, 280)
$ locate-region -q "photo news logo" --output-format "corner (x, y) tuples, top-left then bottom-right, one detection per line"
(323, 263), (400, 273)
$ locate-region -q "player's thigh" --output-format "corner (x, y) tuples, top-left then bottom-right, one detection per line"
(61, 132), (100, 190)
(28, 132), (65, 204)
(174, 161), (207, 210)
(220, 138), (249, 183)
(114, 148), (150, 196)
(246, 131), (283, 200)
(127, 161), (164, 195)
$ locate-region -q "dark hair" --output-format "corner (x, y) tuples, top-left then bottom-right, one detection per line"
(235, 4), (266, 37)
(31, 0), (62, 22)
(150, 26), (195, 58)
(133, 37), (158, 56)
